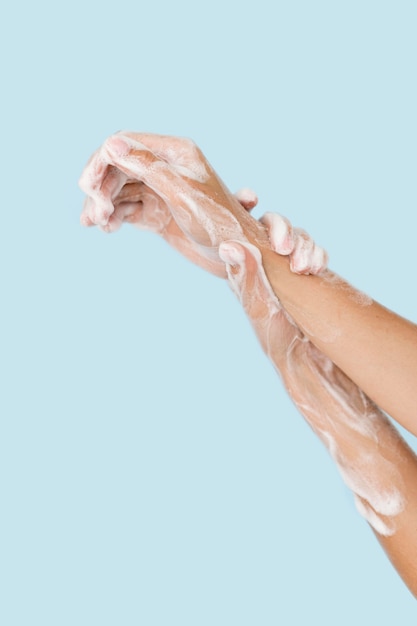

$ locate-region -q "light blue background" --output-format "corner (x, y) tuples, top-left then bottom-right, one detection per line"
(1, 0), (417, 623)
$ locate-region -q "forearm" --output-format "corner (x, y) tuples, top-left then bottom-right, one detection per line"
(260, 246), (417, 437)
(221, 240), (417, 597)
(80, 133), (417, 435)
(278, 337), (417, 598)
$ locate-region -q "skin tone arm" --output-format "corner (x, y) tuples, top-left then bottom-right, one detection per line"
(258, 245), (417, 439)
(79, 132), (417, 595)
(218, 236), (417, 598)
(79, 131), (417, 437)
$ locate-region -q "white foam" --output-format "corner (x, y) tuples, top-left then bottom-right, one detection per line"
(354, 496), (396, 537)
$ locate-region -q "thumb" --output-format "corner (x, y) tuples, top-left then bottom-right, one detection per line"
(219, 240), (281, 322)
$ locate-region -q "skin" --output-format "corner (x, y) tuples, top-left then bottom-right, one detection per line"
(218, 238), (417, 597)
(79, 132), (271, 277)
(79, 131), (417, 595)
(259, 247), (417, 439)
(80, 132), (417, 438)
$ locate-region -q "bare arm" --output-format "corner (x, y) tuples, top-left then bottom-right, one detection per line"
(80, 133), (417, 594)
(79, 132), (417, 436)
(219, 238), (417, 597)
(259, 245), (417, 437)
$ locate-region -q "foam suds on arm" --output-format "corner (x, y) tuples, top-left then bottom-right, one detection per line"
(220, 239), (408, 538)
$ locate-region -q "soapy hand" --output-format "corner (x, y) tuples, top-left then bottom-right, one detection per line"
(218, 213), (328, 364)
(259, 212), (328, 275)
(79, 132), (269, 277)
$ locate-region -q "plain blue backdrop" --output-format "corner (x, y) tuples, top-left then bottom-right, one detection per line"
(1, 0), (417, 623)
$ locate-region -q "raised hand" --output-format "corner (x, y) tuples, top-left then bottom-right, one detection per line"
(79, 132), (269, 276)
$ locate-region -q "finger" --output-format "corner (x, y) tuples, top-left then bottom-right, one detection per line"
(260, 213), (295, 255)
(290, 229), (328, 275)
(309, 244), (329, 275)
(102, 135), (237, 246)
(105, 133), (210, 185)
(219, 240), (281, 322)
(98, 210), (124, 233)
(234, 188), (258, 211)
(80, 197), (95, 227)
(78, 147), (108, 195)
(79, 182), (115, 227)
(290, 229), (315, 274)
(118, 132), (210, 182)
(79, 145), (128, 227)
(101, 135), (173, 197)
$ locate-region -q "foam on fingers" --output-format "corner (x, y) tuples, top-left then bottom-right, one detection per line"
(105, 135), (132, 157)
(234, 188), (258, 211)
(290, 229), (315, 274)
(311, 244), (329, 275)
(260, 212), (295, 255)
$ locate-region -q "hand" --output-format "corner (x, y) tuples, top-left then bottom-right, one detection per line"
(79, 132), (269, 276)
(218, 211), (328, 363)
(259, 212), (328, 275)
